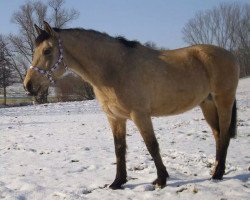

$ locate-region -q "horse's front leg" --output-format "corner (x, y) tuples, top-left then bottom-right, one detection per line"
(131, 112), (169, 188)
(108, 116), (127, 189)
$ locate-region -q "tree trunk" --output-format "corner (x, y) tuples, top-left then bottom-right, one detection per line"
(3, 64), (7, 105)
(3, 84), (7, 105)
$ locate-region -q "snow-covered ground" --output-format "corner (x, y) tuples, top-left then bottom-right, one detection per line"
(0, 78), (249, 200)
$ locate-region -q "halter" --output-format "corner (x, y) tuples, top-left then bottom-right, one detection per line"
(30, 38), (67, 84)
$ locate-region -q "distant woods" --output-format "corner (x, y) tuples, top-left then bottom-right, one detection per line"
(182, 2), (250, 77)
(0, 36), (15, 105)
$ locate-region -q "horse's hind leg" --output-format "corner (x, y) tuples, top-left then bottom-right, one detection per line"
(108, 117), (127, 189)
(200, 97), (220, 175)
(212, 94), (236, 179)
(131, 112), (169, 188)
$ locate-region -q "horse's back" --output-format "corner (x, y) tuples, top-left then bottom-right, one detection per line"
(147, 44), (239, 116)
(160, 44), (239, 92)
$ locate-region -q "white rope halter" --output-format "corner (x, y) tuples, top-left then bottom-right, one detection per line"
(29, 37), (67, 84)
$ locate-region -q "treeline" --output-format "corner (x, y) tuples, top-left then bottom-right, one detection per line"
(182, 2), (250, 77)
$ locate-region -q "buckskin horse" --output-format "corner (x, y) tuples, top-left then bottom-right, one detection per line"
(23, 21), (239, 189)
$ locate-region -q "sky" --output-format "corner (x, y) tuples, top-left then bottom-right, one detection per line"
(0, 0), (249, 49)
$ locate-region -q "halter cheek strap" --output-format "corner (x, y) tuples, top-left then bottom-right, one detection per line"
(30, 38), (67, 84)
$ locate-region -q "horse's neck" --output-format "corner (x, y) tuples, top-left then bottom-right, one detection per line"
(61, 31), (123, 87)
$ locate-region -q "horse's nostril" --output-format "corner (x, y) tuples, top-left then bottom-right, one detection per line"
(25, 81), (39, 96)
(26, 81), (33, 92)
(25, 81), (37, 96)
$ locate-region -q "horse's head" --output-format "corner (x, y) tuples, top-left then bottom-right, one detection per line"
(23, 21), (67, 101)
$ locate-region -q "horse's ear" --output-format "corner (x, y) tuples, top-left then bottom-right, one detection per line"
(43, 21), (56, 37)
(34, 24), (43, 35)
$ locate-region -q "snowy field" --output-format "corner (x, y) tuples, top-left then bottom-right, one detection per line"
(0, 78), (249, 200)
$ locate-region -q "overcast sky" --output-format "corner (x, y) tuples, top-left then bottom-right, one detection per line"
(0, 0), (249, 49)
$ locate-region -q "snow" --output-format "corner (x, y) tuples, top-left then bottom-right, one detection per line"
(0, 78), (250, 200)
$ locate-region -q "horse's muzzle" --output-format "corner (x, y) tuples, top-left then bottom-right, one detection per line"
(24, 81), (38, 96)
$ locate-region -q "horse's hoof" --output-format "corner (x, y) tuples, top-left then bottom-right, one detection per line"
(109, 184), (123, 190)
(152, 178), (166, 189)
(211, 167), (225, 180)
(109, 178), (127, 190)
(211, 171), (224, 180)
(211, 174), (223, 180)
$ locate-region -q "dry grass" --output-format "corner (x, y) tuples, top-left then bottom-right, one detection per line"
(0, 97), (33, 106)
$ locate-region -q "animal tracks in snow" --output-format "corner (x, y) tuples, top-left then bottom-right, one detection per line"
(0, 78), (250, 199)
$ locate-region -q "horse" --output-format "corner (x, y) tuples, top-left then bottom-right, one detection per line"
(23, 21), (239, 189)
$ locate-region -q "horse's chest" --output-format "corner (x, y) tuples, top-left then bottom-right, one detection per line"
(95, 89), (130, 119)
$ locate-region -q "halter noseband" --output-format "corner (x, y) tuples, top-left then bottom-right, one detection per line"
(30, 38), (67, 84)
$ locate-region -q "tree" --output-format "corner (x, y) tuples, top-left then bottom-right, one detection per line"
(0, 35), (15, 105)
(144, 41), (158, 49)
(144, 41), (168, 50)
(182, 2), (250, 77)
(48, 0), (79, 28)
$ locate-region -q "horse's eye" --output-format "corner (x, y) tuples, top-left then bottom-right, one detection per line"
(43, 49), (51, 55)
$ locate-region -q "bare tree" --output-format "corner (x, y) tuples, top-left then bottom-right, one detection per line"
(144, 41), (158, 49)
(144, 41), (168, 50)
(48, 0), (79, 28)
(182, 2), (250, 77)
(0, 35), (15, 105)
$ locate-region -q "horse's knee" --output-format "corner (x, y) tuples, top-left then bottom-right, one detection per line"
(144, 138), (160, 155)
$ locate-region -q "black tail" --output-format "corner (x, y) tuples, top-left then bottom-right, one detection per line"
(229, 100), (237, 138)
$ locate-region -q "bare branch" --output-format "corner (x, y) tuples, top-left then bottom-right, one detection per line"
(182, 2), (250, 77)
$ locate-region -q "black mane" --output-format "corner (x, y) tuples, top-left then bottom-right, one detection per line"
(116, 36), (140, 48)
